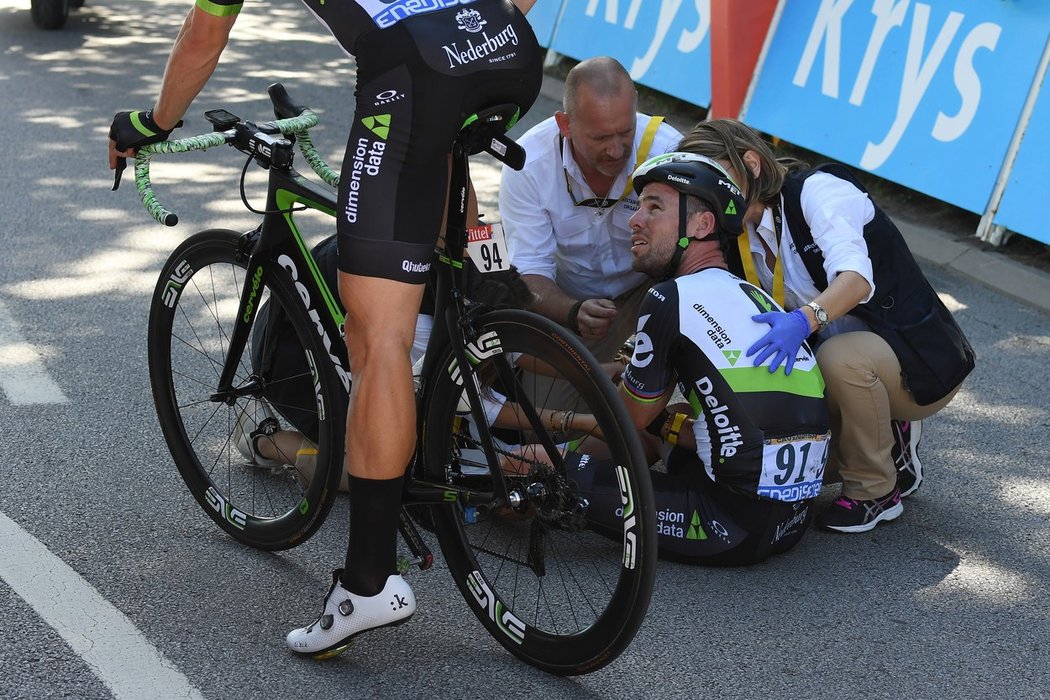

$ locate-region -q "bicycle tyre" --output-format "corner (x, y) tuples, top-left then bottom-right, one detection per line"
(30, 0), (69, 29)
(148, 229), (345, 550)
(421, 309), (657, 675)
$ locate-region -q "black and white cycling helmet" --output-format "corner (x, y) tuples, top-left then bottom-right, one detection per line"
(632, 152), (747, 235)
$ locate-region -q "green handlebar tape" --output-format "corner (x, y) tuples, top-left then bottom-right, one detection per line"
(133, 112), (325, 226)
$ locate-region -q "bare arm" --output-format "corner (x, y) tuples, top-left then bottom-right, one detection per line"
(108, 5), (237, 170)
(523, 274), (619, 338)
(800, 270), (871, 332)
(523, 274), (578, 325)
(153, 6), (239, 130)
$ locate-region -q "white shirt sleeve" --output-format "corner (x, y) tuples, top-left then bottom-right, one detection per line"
(499, 161), (557, 281)
(798, 172), (876, 303)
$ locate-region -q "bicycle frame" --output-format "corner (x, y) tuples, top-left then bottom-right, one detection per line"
(213, 142), (349, 409)
(135, 92), (659, 673)
(188, 119), (530, 523)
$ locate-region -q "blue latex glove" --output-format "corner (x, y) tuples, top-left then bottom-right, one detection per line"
(746, 309), (812, 375)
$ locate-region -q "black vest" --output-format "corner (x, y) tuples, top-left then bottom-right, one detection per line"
(778, 164), (975, 405)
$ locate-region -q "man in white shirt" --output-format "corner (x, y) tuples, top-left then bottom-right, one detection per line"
(500, 56), (682, 372)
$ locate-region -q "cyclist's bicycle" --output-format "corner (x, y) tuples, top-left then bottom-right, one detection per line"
(129, 84), (657, 675)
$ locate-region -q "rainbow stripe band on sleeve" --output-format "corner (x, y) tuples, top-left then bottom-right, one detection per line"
(195, 0), (243, 17)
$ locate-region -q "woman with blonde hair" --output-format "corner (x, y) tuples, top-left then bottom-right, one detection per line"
(677, 119), (974, 533)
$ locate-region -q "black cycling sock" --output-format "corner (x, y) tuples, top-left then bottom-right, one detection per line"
(341, 473), (403, 597)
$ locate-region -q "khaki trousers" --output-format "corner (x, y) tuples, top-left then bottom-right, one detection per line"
(817, 331), (961, 499)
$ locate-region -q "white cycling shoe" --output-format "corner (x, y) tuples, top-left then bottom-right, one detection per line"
(286, 570), (416, 659)
(233, 399), (283, 468)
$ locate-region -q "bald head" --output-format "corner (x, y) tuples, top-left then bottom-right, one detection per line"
(563, 56), (636, 114)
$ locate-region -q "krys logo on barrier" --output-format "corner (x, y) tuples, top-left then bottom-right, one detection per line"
(790, 0), (1003, 170)
(548, 0), (711, 104)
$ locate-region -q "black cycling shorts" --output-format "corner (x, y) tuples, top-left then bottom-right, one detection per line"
(572, 448), (814, 567)
(300, 0), (542, 283)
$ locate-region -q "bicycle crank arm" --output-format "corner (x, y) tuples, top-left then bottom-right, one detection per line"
(397, 509), (434, 571)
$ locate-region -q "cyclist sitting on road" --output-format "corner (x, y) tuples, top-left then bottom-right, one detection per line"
(677, 119), (974, 533)
(252, 153), (833, 566)
(108, 0), (544, 659)
(576, 152), (832, 565)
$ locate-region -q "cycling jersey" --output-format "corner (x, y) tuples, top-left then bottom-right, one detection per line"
(621, 267), (830, 502)
(197, 0), (541, 283)
(297, 0), (542, 283)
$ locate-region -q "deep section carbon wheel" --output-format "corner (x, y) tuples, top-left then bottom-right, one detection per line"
(148, 229), (345, 550)
(423, 309), (656, 675)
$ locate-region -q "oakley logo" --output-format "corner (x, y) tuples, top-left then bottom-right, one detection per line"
(374, 90), (405, 106)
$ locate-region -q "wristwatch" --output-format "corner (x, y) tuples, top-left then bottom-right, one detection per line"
(805, 301), (830, 333)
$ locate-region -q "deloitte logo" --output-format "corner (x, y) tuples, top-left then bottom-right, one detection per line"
(362, 114), (391, 139)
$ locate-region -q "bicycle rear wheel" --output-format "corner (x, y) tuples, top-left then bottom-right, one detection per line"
(421, 309), (657, 675)
(148, 229), (345, 550)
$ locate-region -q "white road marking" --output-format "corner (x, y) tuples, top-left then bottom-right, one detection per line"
(0, 299), (69, 404)
(0, 512), (205, 700)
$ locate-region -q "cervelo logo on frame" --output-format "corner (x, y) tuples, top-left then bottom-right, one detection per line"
(344, 114), (391, 225)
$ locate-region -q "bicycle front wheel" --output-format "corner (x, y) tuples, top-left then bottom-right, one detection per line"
(148, 229), (345, 550)
(421, 309), (657, 675)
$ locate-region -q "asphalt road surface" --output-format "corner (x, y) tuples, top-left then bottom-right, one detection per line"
(1, 1), (1047, 698)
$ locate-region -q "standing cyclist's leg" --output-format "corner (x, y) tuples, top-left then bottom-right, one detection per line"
(287, 0), (542, 659)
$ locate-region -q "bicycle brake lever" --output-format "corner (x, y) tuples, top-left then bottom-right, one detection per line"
(111, 156), (127, 191)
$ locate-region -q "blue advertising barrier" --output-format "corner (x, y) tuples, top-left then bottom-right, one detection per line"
(545, 0), (712, 108)
(741, 1), (1050, 218)
(524, 0), (562, 47)
(994, 52), (1050, 246)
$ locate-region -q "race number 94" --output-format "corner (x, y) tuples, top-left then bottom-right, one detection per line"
(466, 223), (511, 273)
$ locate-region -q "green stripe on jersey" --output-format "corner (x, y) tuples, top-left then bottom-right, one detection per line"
(721, 365), (825, 398)
(195, 0), (243, 17)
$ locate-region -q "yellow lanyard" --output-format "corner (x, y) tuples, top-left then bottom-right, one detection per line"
(736, 207), (785, 307)
(623, 115), (664, 197)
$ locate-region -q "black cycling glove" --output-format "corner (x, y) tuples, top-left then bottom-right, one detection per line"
(109, 109), (179, 151)
(109, 109), (182, 190)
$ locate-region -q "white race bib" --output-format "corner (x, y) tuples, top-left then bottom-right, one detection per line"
(756, 434), (828, 502)
(466, 223), (511, 273)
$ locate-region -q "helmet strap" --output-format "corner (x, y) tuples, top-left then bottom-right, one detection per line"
(659, 194), (693, 281)
(659, 195), (723, 281)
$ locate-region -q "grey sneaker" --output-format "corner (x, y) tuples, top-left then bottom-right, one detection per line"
(817, 488), (903, 533)
(892, 419), (923, 497)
